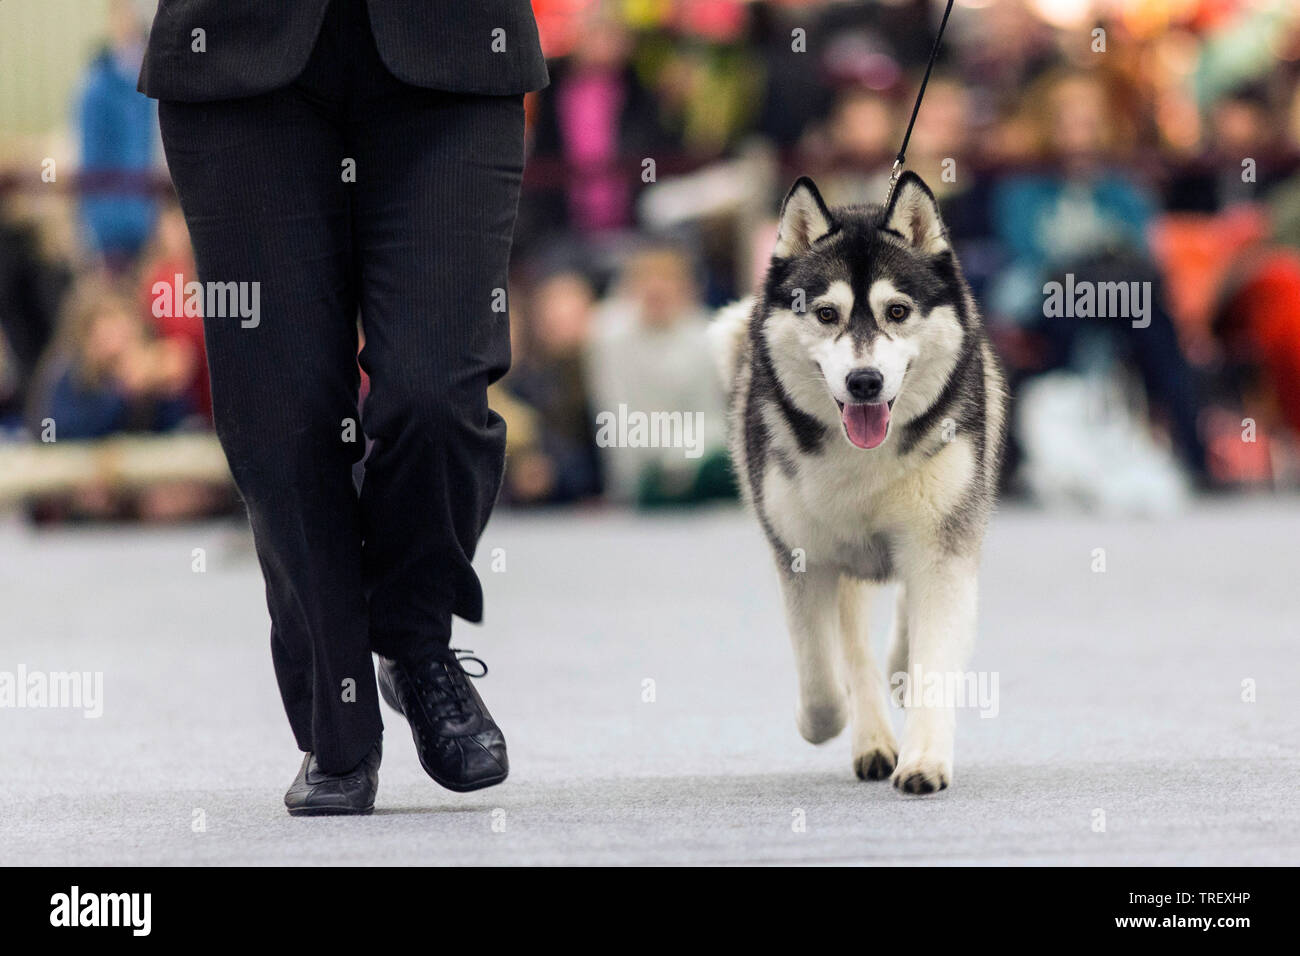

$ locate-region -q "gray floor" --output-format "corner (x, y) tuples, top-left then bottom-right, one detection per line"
(1, 499), (1297, 865)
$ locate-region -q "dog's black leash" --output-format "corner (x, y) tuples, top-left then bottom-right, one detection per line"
(886, 0), (957, 203)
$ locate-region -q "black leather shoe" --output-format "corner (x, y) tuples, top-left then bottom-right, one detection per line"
(377, 647), (508, 792)
(283, 739), (381, 816)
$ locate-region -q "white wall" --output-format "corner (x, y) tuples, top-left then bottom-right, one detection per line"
(0, 0), (120, 157)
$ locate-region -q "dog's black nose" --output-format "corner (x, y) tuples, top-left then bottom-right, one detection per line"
(846, 368), (884, 403)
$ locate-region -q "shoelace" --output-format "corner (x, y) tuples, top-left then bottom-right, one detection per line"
(450, 647), (488, 678)
(410, 648), (487, 722)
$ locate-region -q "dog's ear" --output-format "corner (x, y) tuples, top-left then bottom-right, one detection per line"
(883, 171), (949, 255)
(774, 177), (834, 258)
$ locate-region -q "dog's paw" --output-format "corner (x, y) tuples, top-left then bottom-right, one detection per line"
(796, 698), (847, 744)
(891, 754), (951, 795)
(853, 746), (898, 781)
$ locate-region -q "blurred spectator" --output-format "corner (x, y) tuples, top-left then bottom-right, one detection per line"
(1213, 246), (1300, 442)
(8, 0), (1300, 515)
(1166, 82), (1297, 212)
(76, 0), (157, 271)
(1266, 77), (1300, 250)
(586, 244), (732, 507)
(529, 10), (674, 238)
(647, 5), (761, 159)
(991, 70), (1208, 485)
(1153, 74), (1300, 486)
(501, 270), (603, 504)
(0, 204), (71, 429)
(806, 86), (895, 206)
(903, 74), (1001, 300)
(21, 279), (226, 521)
(137, 199), (210, 420)
(752, 1), (834, 148)
(29, 279), (195, 441)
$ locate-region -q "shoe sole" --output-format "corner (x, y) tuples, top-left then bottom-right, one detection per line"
(378, 667), (509, 793)
(286, 805), (374, 817)
(424, 764), (508, 793)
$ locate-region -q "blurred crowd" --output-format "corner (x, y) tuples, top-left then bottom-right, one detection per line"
(4, 0), (1300, 521)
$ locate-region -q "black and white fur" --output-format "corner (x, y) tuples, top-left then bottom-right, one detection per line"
(712, 173), (1007, 794)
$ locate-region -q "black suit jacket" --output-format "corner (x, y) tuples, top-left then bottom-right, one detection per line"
(138, 0), (548, 101)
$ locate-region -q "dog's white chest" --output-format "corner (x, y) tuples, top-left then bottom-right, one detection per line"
(758, 433), (975, 575)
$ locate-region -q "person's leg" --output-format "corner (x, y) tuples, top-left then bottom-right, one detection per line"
(158, 79), (382, 774)
(348, 68), (525, 661)
(1121, 297), (1207, 478)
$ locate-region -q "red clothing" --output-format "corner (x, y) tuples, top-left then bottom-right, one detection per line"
(141, 258), (212, 419)
(1232, 251), (1300, 437)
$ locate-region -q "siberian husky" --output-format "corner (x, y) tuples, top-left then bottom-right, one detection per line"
(712, 172), (1006, 793)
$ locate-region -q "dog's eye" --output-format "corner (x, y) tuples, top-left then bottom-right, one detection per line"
(887, 303), (911, 321)
(815, 306), (838, 324)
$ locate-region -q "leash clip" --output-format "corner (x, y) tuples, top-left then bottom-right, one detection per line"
(886, 159), (903, 204)
(882, 0), (955, 206)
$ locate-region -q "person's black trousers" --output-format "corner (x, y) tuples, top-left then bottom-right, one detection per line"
(158, 0), (524, 773)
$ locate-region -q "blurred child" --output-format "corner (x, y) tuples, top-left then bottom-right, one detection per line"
(23, 280), (221, 520)
(32, 280), (195, 440)
(586, 245), (732, 506)
(501, 270), (603, 505)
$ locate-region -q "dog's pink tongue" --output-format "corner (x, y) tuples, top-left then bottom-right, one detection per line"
(842, 402), (890, 449)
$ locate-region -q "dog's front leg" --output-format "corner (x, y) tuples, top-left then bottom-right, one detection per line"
(893, 551), (978, 794)
(838, 578), (899, 780)
(777, 563), (847, 744)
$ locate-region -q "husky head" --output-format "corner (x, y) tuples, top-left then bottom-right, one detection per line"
(761, 172), (968, 450)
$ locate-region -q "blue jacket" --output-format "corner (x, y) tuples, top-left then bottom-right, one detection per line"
(78, 48), (157, 258)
